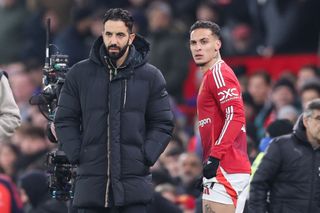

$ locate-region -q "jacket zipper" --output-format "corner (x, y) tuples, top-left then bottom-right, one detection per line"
(123, 79), (127, 109)
(105, 68), (112, 207)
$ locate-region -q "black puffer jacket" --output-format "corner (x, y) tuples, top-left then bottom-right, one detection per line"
(249, 116), (320, 213)
(54, 35), (174, 208)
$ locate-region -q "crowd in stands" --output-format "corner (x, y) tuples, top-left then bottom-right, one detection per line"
(1, 0), (320, 212)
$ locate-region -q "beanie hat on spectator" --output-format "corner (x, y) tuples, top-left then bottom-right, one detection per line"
(266, 119), (293, 138)
(19, 170), (49, 207)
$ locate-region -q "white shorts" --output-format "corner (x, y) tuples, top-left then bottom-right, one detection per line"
(202, 166), (250, 213)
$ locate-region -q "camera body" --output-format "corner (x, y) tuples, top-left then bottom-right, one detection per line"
(47, 150), (76, 201)
(43, 54), (77, 201)
(30, 53), (76, 201)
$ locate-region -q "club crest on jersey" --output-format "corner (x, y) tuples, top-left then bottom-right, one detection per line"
(218, 88), (239, 103)
(198, 118), (211, 128)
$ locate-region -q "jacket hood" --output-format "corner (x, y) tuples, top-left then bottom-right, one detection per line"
(293, 115), (308, 143)
(89, 34), (150, 68)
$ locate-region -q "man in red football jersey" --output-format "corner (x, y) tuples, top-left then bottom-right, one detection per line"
(189, 20), (251, 213)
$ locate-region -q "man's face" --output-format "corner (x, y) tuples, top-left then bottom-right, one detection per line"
(304, 110), (320, 144)
(178, 154), (202, 185)
(248, 75), (270, 105)
(297, 69), (317, 90)
(271, 86), (294, 109)
(102, 20), (135, 60)
(301, 90), (320, 110)
(189, 28), (221, 67)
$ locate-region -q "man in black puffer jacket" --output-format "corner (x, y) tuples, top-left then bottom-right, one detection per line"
(249, 99), (320, 213)
(54, 8), (174, 213)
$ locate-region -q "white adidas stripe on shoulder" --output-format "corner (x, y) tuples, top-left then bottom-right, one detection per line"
(211, 61), (225, 89)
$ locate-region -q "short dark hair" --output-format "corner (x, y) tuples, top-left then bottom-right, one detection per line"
(250, 70), (272, 86)
(189, 20), (221, 39)
(299, 64), (319, 76)
(304, 98), (320, 117)
(103, 8), (134, 33)
(300, 80), (320, 96)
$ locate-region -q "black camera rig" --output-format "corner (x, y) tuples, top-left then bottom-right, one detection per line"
(29, 19), (76, 201)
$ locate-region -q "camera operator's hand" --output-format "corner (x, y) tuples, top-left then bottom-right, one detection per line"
(203, 156), (220, 179)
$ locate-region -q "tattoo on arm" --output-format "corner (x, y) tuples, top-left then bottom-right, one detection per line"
(204, 204), (216, 213)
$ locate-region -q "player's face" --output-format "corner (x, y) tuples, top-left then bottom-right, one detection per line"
(189, 28), (221, 67)
(102, 20), (135, 60)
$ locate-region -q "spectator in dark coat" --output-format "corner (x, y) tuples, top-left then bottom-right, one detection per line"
(54, 7), (93, 66)
(18, 170), (68, 213)
(146, 1), (190, 103)
(54, 8), (174, 213)
(249, 99), (320, 213)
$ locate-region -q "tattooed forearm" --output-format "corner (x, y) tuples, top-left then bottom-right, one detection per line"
(204, 204), (216, 213)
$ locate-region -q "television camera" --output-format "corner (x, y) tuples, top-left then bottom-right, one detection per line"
(29, 19), (76, 201)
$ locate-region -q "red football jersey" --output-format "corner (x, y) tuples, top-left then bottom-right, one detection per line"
(197, 60), (251, 174)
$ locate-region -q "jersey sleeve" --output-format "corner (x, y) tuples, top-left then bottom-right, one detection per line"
(208, 63), (245, 159)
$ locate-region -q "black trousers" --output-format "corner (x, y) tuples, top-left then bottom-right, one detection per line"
(77, 204), (147, 213)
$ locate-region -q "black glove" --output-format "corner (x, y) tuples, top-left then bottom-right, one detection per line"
(203, 156), (220, 179)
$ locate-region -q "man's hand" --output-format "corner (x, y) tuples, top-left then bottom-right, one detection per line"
(203, 156), (220, 179)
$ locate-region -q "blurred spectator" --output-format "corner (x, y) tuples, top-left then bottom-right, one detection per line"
(146, 1), (190, 103)
(0, 70), (21, 141)
(26, 106), (48, 130)
(196, 1), (221, 25)
(225, 23), (257, 56)
(296, 64), (320, 92)
(147, 192), (182, 213)
(251, 119), (293, 178)
(155, 183), (178, 204)
(248, 71), (272, 113)
(0, 0), (29, 64)
(54, 7), (93, 66)
(277, 105), (299, 124)
(271, 78), (297, 112)
(0, 172), (24, 213)
(18, 170), (68, 213)
(0, 142), (20, 181)
(160, 147), (184, 182)
(9, 71), (35, 121)
(247, 135), (258, 164)
(258, 0), (320, 56)
(22, 6), (65, 64)
(300, 79), (320, 110)
(242, 92), (257, 143)
(255, 78), (297, 139)
(178, 153), (202, 197)
(176, 194), (196, 213)
(14, 126), (49, 174)
(249, 99), (320, 213)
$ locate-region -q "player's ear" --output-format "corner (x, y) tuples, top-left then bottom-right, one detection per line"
(215, 39), (222, 51)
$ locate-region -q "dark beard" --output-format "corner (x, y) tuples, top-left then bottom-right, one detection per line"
(106, 42), (129, 60)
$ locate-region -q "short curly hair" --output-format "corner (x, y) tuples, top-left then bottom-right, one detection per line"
(103, 8), (134, 33)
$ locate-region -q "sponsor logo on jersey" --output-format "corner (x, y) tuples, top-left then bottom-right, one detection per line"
(218, 88), (239, 103)
(198, 118), (212, 128)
